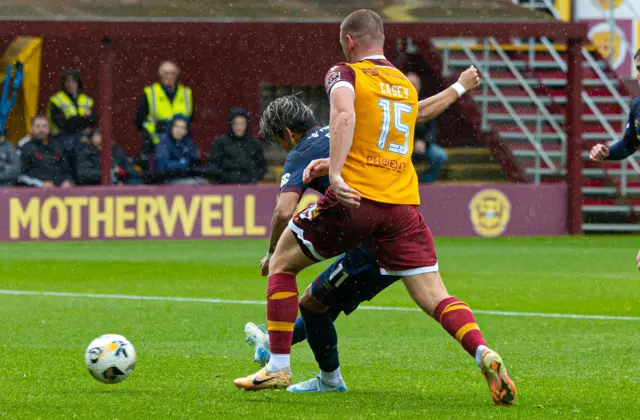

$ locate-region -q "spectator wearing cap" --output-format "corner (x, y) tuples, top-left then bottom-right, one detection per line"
(135, 61), (194, 157)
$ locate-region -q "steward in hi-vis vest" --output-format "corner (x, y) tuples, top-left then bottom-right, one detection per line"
(47, 68), (97, 137)
(135, 61), (193, 154)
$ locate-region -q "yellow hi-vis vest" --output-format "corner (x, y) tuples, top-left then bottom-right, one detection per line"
(47, 91), (94, 135)
(143, 82), (193, 144)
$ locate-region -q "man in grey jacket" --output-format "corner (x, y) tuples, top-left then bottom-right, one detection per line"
(0, 134), (20, 186)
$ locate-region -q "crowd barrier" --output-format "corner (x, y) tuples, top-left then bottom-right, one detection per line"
(0, 184), (568, 242)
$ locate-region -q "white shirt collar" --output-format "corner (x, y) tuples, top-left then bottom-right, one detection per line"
(361, 55), (386, 61)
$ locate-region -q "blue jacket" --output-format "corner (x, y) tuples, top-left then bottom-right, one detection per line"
(155, 132), (198, 172)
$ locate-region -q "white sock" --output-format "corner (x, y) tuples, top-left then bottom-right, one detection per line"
(475, 345), (490, 367)
(320, 367), (343, 385)
(266, 353), (290, 372)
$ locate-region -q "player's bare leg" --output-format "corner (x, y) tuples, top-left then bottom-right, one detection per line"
(234, 228), (316, 390)
(402, 272), (517, 406)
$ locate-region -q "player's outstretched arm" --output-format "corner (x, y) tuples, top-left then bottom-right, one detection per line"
(416, 66), (480, 124)
(329, 87), (361, 208)
(636, 249), (640, 271)
(590, 108), (640, 161)
(599, 101), (640, 161)
(261, 192), (301, 276)
(594, 134), (640, 161)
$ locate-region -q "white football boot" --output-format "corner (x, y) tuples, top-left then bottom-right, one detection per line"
(287, 374), (348, 393)
(244, 322), (271, 366)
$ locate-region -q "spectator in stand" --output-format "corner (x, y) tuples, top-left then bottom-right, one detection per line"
(18, 115), (72, 188)
(75, 129), (141, 185)
(155, 114), (205, 185)
(135, 61), (194, 158)
(0, 134), (20, 186)
(407, 71), (448, 183)
(208, 107), (267, 184)
(48, 69), (98, 159)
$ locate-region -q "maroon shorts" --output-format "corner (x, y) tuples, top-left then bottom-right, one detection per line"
(289, 188), (438, 276)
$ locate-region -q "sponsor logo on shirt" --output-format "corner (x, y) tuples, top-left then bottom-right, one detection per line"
(280, 173), (290, 187)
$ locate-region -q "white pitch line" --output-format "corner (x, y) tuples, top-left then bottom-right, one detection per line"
(1, 289), (639, 322)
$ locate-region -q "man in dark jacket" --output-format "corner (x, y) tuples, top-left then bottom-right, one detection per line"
(18, 115), (72, 188)
(155, 114), (206, 185)
(48, 69), (98, 139)
(208, 107), (267, 184)
(48, 69), (98, 173)
(0, 134), (20, 186)
(75, 130), (141, 185)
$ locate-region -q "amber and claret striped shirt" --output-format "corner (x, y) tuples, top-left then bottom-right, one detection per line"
(325, 55), (420, 205)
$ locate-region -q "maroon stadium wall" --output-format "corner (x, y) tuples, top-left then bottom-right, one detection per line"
(0, 20), (587, 155)
(0, 184), (567, 242)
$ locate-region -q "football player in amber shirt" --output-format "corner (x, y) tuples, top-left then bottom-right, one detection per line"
(235, 10), (516, 406)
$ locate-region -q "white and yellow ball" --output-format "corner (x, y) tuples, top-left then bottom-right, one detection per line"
(85, 334), (136, 384)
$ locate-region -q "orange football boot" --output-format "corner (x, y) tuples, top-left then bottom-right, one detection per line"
(480, 349), (517, 405)
(234, 367), (292, 391)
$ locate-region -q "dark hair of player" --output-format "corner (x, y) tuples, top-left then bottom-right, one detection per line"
(30, 114), (48, 126)
(635, 48), (640, 60)
(340, 9), (384, 42)
(259, 95), (317, 144)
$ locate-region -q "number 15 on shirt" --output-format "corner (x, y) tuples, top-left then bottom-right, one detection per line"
(377, 98), (413, 156)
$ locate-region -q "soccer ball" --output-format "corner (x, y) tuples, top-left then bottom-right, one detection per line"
(85, 334), (136, 384)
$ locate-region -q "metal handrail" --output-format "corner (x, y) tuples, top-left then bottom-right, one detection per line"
(537, 36), (640, 176)
(539, 36), (628, 113)
(442, 44), (451, 78)
(538, 0), (562, 19)
(458, 42), (558, 171)
(582, 48), (629, 113)
(439, 33), (640, 190)
(488, 37), (566, 147)
(542, 36), (630, 114)
(626, 2), (640, 20)
(512, 0), (562, 19)
(518, 1), (640, 164)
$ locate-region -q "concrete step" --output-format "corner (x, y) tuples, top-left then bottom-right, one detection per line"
(446, 58), (606, 71)
(582, 206), (636, 227)
(582, 204), (635, 213)
(446, 147), (493, 164)
(498, 131), (619, 142)
(583, 223), (640, 232)
(486, 78), (618, 88)
(443, 163), (507, 181)
(433, 179), (509, 184)
(486, 113), (627, 123)
(473, 94), (630, 105)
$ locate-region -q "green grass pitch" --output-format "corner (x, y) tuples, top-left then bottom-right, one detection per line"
(1, 236), (639, 419)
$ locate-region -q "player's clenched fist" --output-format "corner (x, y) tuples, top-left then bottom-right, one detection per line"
(303, 158), (330, 184)
(458, 66), (481, 92)
(589, 144), (610, 161)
